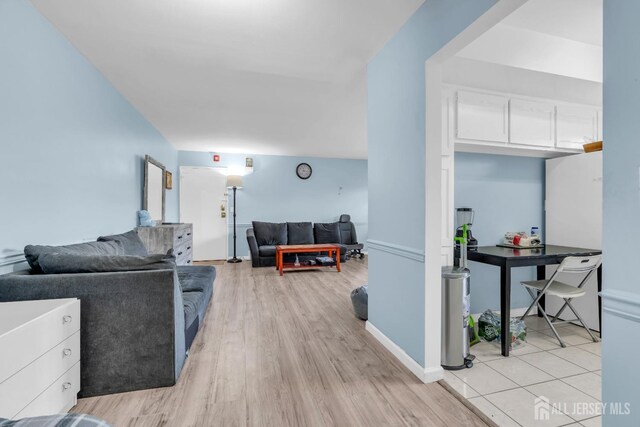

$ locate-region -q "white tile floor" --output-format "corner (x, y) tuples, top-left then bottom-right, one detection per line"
(443, 316), (602, 427)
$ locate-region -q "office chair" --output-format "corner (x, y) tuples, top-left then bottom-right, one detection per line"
(338, 214), (365, 259)
(520, 255), (601, 348)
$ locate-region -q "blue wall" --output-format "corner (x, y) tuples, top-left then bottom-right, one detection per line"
(367, 0), (497, 366)
(0, 0), (178, 270)
(178, 152), (368, 258)
(602, 1), (640, 425)
(455, 153), (545, 313)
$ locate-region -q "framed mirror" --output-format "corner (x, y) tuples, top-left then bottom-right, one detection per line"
(143, 155), (166, 223)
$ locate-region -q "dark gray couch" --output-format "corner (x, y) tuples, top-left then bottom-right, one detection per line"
(247, 221), (347, 267)
(0, 230), (215, 397)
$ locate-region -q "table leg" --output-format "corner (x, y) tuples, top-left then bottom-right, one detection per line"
(279, 251), (284, 276)
(336, 248), (341, 272)
(598, 264), (603, 335)
(275, 250), (279, 271)
(537, 265), (546, 318)
(500, 264), (511, 357)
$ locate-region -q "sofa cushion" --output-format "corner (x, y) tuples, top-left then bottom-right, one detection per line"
(313, 222), (341, 244)
(182, 291), (202, 329)
(98, 230), (149, 257)
(24, 241), (124, 273)
(287, 222), (314, 245)
(177, 265), (216, 294)
(252, 221), (287, 246)
(37, 253), (176, 274)
(258, 245), (277, 257)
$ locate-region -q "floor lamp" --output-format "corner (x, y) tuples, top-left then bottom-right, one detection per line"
(226, 175), (243, 263)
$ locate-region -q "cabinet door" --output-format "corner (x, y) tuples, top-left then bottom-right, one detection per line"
(442, 92), (454, 156)
(441, 247), (453, 268)
(556, 105), (598, 150)
(456, 90), (509, 143)
(441, 156), (454, 247)
(509, 99), (555, 147)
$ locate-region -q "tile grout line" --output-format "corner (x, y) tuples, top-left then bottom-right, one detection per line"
(468, 395), (525, 427)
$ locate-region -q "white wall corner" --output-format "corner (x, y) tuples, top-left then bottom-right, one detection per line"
(365, 321), (444, 384)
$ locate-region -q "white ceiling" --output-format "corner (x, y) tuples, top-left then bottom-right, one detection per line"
(30, 0), (424, 159)
(456, 0), (602, 83)
(502, 0), (602, 46)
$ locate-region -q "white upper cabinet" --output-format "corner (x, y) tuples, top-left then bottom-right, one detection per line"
(556, 105), (599, 150)
(509, 99), (555, 147)
(456, 90), (509, 143)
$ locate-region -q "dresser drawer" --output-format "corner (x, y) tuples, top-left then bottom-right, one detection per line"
(14, 363), (80, 420)
(174, 238), (192, 258)
(0, 331), (80, 419)
(174, 231), (192, 248)
(0, 300), (80, 385)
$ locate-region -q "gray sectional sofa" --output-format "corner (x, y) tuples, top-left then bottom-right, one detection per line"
(0, 230), (215, 397)
(247, 221), (347, 267)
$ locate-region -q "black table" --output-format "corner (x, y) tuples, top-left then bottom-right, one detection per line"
(467, 245), (602, 357)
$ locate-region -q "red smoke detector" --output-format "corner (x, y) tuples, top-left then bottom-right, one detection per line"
(213, 154), (220, 162)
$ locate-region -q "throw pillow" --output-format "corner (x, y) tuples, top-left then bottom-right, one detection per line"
(313, 222), (341, 244)
(98, 230), (149, 257)
(252, 221), (288, 246)
(24, 240), (124, 273)
(37, 253), (176, 274)
(287, 222), (314, 245)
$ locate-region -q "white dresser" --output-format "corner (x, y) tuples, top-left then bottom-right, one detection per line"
(0, 299), (81, 420)
(136, 223), (193, 265)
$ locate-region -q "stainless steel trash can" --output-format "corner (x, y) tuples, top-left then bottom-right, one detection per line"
(441, 266), (474, 370)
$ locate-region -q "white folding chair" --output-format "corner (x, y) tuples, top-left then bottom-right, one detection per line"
(520, 255), (601, 348)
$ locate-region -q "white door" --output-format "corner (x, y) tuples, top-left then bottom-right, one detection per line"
(545, 152), (602, 331)
(180, 167), (228, 261)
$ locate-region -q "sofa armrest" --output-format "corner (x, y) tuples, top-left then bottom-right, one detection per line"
(246, 228), (260, 267)
(0, 269), (185, 397)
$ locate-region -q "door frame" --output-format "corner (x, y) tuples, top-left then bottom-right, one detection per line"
(423, 0), (529, 379)
(179, 166), (230, 261)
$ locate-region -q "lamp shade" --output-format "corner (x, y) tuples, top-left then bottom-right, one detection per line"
(226, 175), (243, 189)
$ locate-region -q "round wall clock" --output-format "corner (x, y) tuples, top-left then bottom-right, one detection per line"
(296, 163), (312, 180)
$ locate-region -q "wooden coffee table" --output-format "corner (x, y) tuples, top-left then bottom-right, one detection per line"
(275, 244), (341, 276)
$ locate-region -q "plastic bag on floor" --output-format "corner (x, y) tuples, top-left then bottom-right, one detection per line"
(508, 317), (527, 348)
(478, 309), (500, 342)
(351, 285), (368, 320)
(477, 309), (527, 348)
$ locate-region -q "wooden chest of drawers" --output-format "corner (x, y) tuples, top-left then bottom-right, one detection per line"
(136, 223), (193, 265)
(0, 299), (81, 419)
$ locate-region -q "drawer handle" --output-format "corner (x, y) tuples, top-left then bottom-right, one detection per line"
(187, 246), (191, 250)
(187, 260), (191, 264)
(178, 251), (183, 256)
(62, 382), (72, 391)
(178, 235), (183, 239)
(63, 348), (72, 357)
(187, 233), (191, 236)
(62, 315), (73, 324)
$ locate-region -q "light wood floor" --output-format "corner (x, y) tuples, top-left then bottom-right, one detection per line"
(73, 260), (487, 427)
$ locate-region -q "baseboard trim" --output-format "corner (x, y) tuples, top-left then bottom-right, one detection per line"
(366, 240), (424, 263)
(600, 289), (640, 323)
(365, 321), (443, 383)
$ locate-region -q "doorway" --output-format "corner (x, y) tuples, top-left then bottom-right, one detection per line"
(180, 167), (229, 261)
